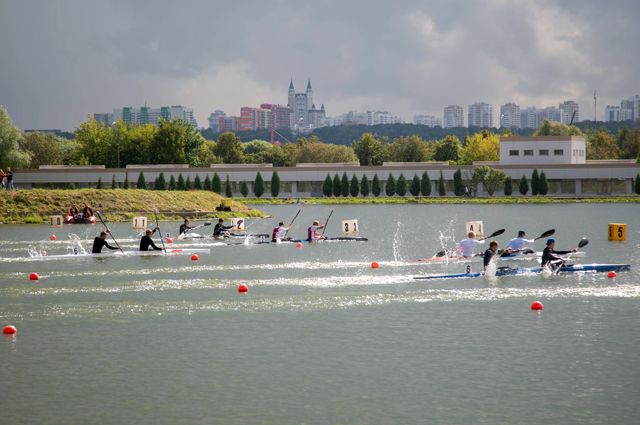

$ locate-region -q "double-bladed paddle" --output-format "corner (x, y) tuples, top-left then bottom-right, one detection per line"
(283, 209), (302, 239)
(95, 211), (125, 254)
(433, 228), (506, 258)
(153, 208), (167, 254)
(178, 221), (212, 240)
(320, 209), (333, 238)
(553, 237), (589, 274)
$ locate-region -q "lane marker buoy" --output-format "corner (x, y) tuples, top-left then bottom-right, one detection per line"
(531, 301), (543, 311)
(3, 325), (17, 335)
(49, 235), (57, 241)
(29, 272), (39, 281)
(296, 242), (303, 249)
(191, 254), (199, 261)
(371, 261), (379, 269)
(238, 284), (249, 293)
(607, 271), (617, 278)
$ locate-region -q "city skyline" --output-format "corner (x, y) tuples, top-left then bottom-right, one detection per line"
(1, 0), (639, 130)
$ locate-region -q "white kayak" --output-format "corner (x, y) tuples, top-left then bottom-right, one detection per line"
(417, 251), (586, 264)
(27, 248), (210, 261)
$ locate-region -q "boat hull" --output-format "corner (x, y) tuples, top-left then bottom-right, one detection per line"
(414, 263), (630, 280)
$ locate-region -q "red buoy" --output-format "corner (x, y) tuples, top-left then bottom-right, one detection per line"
(238, 283), (249, 293)
(49, 234), (57, 241)
(607, 271), (617, 278)
(2, 325), (17, 335)
(531, 301), (544, 311)
(296, 242), (303, 249)
(191, 254), (199, 261)
(371, 261), (379, 269)
(166, 237), (174, 244)
(29, 272), (39, 281)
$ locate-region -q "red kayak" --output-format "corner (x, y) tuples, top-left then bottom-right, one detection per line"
(64, 215), (97, 224)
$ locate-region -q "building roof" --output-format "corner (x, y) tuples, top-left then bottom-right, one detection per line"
(501, 136), (585, 142)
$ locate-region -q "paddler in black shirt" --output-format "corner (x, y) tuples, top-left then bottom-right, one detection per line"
(212, 218), (234, 239)
(92, 231), (119, 254)
(179, 218), (193, 236)
(140, 228), (163, 251)
(540, 238), (575, 268)
(483, 240), (499, 271)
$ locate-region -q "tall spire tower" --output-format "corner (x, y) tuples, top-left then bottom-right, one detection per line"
(288, 79), (295, 109)
(306, 79), (314, 112)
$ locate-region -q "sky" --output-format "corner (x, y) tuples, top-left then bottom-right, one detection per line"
(0, 0), (638, 130)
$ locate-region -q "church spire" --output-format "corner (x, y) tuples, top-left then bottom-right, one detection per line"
(289, 79), (294, 91)
(306, 79), (312, 91)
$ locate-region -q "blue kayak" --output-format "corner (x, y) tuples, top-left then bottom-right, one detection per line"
(414, 263), (630, 280)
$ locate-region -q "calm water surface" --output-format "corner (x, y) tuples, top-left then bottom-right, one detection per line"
(1, 203), (639, 424)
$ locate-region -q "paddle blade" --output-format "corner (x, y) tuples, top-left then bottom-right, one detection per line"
(537, 229), (555, 240)
(487, 228), (505, 239)
(578, 238), (589, 248)
(435, 250), (447, 257)
(203, 222), (212, 226)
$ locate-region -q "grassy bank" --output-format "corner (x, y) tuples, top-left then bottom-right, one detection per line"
(243, 196), (640, 205)
(0, 189), (267, 224)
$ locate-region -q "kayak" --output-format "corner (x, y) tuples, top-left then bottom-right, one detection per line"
(64, 215), (97, 224)
(417, 251), (586, 263)
(232, 236), (369, 245)
(414, 263), (630, 280)
(176, 233), (270, 241)
(27, 248), (210, 260)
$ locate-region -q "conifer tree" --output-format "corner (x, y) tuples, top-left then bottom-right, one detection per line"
(360, 174), (370, 197)
(350, 174), (359, 197)
(254, 172), (264, 198)
(504, 178), (513, 196)
(203, 175), (211, 191)
(635, 173), (640, 195)
(168, 175), (176, 190)
(531, 169), (540, 195)
(332, 173), (341, 197)
(421, 171), (431, 196)
(385, 173), (396, 196)
(322, 173), (333, 197)
(240, 181), (249, 197)
(396, 173), (407, 196)
(123, 174), (129, 189)
(519, 175), (529, 195)
(177, 173), (185, 190)
(185, 176), (192, 190)
(539, 171), (549, 195)
(211, 172), (221, 193)
(453, 169), (464, 196)
(372, 173), (381, 197)
(136, 172), (145, 189)
(156, 172), (166, 190)
(271, 171), (280, 197)
(97, 177), (102, 189)
(225, 176), (233, 198)
(194, 174), (202, 190)
(341, 172), (350, 197)
(112, 175), (116, 189)
(410, 174), (421, 196)
(438, 171), (446, 196)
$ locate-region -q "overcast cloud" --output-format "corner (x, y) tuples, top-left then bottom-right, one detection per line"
(0, 0), (638, 130)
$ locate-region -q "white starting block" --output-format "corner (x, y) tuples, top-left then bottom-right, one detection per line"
(342, 219), (359, 235)
(465, 221), (484, 238)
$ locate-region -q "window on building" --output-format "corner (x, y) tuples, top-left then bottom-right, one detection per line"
(539, 149), (549, 156)
(554, 149), (564, 156)
(523, 150), (533, 156)
(509, 150), (519, 156)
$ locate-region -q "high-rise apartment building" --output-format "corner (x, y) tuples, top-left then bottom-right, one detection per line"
(520, 107), (539, 129)
(208, 110), (226, 132)
(93, 113), (114, 126)
(559, 101), (579, 124)
(443, 105), (464, 128)
(413, 115), (442, 127)
(500, 103), (521, 129)
(110, 105), (197, 127)
(468, 102), (493, 127)
(537, 106), (562, 125)
(620, 95), (640, 121)
(218, 116), (239, 132)
(367, 111), (401, 125)
(260, 104), (292, 130)
(604, 106), (633, 122)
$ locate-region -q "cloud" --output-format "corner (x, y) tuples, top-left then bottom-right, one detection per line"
(0, 0), (637, 129)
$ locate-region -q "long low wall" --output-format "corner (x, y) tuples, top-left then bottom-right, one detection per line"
(13, 161), (640, 196)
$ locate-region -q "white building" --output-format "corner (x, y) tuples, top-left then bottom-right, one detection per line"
(559, 101), (579, 124)
(500, 136), (586, 165)
(520, 107), (539, 129)
(500, 103), (521, 129)
(468, 102), (493, 127)
(620, 95), (640, 121)
(367, 111), (401, 126)
(604, 105), (633, 122)
(413, 115), (442, 127)
(443, 105), (464, 128)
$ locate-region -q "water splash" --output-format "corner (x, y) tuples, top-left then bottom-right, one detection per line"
(392, 220), (403, 262)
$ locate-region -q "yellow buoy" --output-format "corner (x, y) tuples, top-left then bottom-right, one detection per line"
(608, 223), (627, 241)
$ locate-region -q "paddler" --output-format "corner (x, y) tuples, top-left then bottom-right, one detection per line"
(540, 238), (575, 268)
(179, 218), (193, 236)
(69, 204), (79, 219)
(483, 240), (499, 271)
(272, 222), (291, 242)
(140, 228), (163, 251)
(212, 218), (234, 239)
(458, 231), (484, 258)
(82, 203), (94, 220)
(92, 231), (119, 254)
(307, 220), (326, 242)
(504, 230), (534, 254)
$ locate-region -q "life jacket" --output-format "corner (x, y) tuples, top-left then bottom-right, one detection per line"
(307, 226), (313, 241)
(272, 227), (280, 241)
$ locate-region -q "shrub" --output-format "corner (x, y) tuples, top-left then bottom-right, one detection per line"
(519, 175), (529, 195)
(421, 171), (431, 196)
(396, 173), (407, 196)
(361, 174), (370, 197)
(350, 174), (359, 197)
(438, 171), (446, 196)
(372, 174), (381, 197)
(254, 172), (264, 198)
(322, 174), (333, 197)
(410, 174), (420, 196)
(385, 173), (396, 196)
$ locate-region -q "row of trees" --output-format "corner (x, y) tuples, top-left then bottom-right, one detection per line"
(2, 106), (639, 170)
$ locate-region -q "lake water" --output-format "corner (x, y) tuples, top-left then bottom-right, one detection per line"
(1, 204), (639, 425)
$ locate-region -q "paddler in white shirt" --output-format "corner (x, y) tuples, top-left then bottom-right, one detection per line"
(505, 230), (535, 253)
(457, 231), (484, 258)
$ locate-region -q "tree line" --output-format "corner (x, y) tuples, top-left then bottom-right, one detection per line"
(2, 106), (639, 170)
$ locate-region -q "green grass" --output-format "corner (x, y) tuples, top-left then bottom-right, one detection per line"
(242, 195), (640, 205)
(0, 189), (267, 224)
